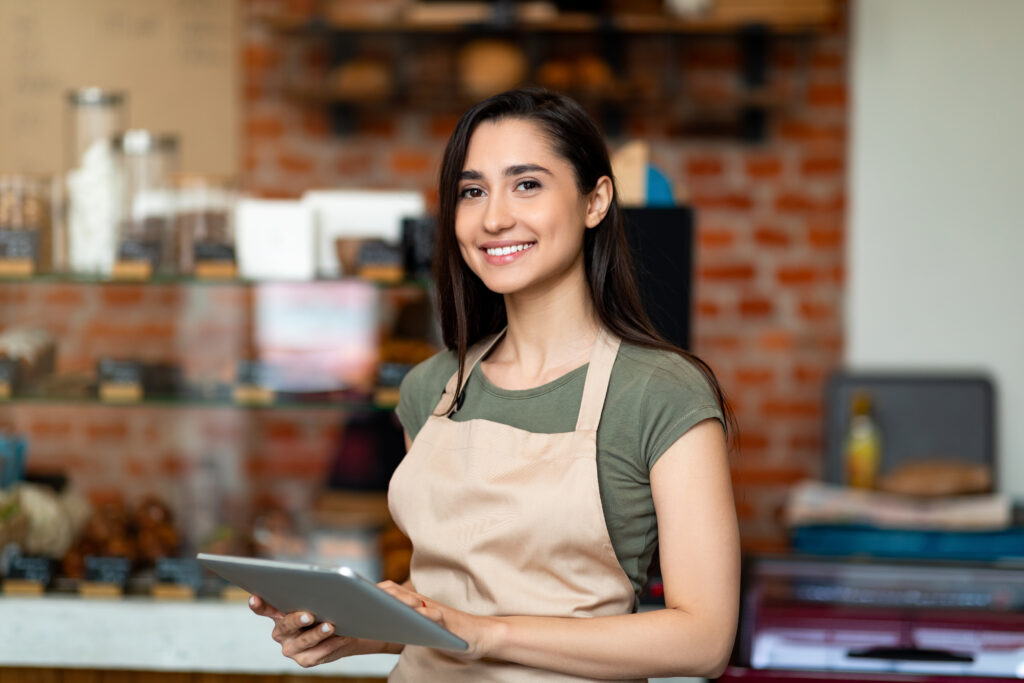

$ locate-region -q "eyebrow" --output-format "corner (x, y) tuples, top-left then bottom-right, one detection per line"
(459, 164), (552, 182)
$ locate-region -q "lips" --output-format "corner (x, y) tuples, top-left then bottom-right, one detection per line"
(480, 241), (536, 264)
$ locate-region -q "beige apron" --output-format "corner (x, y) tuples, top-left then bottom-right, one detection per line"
(388, 328), (644, 682)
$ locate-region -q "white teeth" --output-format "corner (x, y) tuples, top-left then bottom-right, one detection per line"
(485, 243), (534, 256)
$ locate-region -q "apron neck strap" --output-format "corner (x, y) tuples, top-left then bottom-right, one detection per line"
(574, 328), (621, 432)
(437, 328), (507, 416)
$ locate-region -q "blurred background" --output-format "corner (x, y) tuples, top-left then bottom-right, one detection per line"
(1, 0), (1023, 681)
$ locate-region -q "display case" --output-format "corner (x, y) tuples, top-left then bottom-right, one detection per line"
(0, 273), (435, 604)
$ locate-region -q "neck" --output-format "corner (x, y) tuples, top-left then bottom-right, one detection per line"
(495, 263), (600, 379)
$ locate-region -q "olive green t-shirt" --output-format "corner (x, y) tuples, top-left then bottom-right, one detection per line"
(395, 341), (724, 602)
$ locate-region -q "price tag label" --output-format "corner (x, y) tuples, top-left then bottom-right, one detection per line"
(3, 555), (55, 595)
(81, 555), (131, 597)
(97, 359), (144, 403)
(194, 243), (237, 280)
(0, 229), (37, 278)
(152, 557), (201, 600)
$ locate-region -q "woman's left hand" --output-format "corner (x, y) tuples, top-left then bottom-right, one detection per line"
(376, 580), (499, 660)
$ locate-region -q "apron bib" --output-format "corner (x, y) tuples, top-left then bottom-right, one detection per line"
(388, 328), (643, 682)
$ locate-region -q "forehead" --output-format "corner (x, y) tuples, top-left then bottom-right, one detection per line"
(463, 118), (562, 168)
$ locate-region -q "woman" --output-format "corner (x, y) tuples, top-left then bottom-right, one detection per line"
(251, 87), (740, 681)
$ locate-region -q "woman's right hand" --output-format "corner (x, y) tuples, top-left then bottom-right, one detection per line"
(249, 594), (400, 667)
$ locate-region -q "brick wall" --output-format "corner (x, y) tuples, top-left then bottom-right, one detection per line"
(240, 2), (849, 552)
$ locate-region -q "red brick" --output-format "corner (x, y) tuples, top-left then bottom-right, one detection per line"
(738, 431), (770, 454)
(734, 498), (757, 521)
(739, 297), (774, 317)
(697, 299), (721, 317)
(154, 287), (183, 308)
(794, 367), (827, 389)
(684, 44), (740, 69)
(789, 434), (822, 452)
(698, 227), (736, 249)
(246, 115), (286, 140)
(101, 286), (145, 306)
(759, 330), (794, 351)
(28, 419), (73, 438)
(690, 191), (754, 211)
(686, 156), (725, 177)
(138, 322), (176, 341)
(159, 453), (189, 476)
(801, 155), (844, 176)
(124, 458), (149, 478)
(300, 109), (331, 137)
(777, 120), (846, 144)
(799, 299), (838, 321)
(391, 149), (433, 175)
(427, 114), (461, 140)
(735, 367), (774, 385)
(244, 83), (263, 103)
(84, 422), (129, 441)
(741, 535), (790, 555)
(278, 151), (316, 174)
(808, 226), (844, 248)
(699, 263), (755, 281)
(761, 398), (822, 419)
(361, 115), (398, 137)
(807, 84), (847, 107)
(744, 155), (783, 179)
(694, 335), (742, 352)
(43, 286), (85, 306)
(754, 226), (791, 247)
(812, 48), (845, 69)
(263, 419), (302, 442)
(776, 265), (819, 286)
(336, 150), (374, 176)
(244, 44), (282, 72)
(775, 191), (844, 213)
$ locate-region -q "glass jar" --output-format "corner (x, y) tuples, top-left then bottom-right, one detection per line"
(174, 173), (237, 278)
(111, 130), (180, 278)
(0, 173), (53, 276)
(64, 88), (127, 276)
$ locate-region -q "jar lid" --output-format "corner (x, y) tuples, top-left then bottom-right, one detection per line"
(67, 87), (126, 106)
(113, 129), (180, 155)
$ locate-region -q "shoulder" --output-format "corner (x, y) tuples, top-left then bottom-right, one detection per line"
(608, 341), (724, 469)
(400, 348), (459, 396)
(396, 348), (459, 438)
(613, 342), (718, 398)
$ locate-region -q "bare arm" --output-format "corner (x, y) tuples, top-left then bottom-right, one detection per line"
(383, 418), (740, 679)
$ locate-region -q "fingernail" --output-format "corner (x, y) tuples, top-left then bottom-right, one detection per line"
(321, 623), (331, 634)
(249, 596), (256, 607)
(300, 613), (311, 625)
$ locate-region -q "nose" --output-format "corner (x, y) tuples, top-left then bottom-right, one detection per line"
(482, 193), (515, 234)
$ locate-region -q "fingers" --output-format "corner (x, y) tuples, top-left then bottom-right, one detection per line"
(377, 581), (441, 623)
(248, 594), (283, 620)
(289, 634), (351, 668)
(272, 610), (323, 642)
(280, 621), (336, 659)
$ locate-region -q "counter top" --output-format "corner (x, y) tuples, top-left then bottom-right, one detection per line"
(0, 595), (697, 681)
(0, 595), (396, 676)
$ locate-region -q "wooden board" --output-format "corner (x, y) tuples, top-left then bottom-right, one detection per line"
(0, 0), (239, 176)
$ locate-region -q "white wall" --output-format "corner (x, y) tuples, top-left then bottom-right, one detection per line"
(848, 0), (1024, 497)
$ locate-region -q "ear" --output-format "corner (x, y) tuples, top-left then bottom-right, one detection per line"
(584, 176), (614, 229)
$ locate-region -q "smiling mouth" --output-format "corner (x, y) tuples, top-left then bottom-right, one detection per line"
(484, 243), (536, 256)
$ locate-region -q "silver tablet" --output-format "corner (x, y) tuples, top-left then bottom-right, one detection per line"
(196, 553), (468, 651)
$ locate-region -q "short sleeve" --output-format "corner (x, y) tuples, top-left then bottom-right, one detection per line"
(639, 355), (724, 470)
(395, 350), (458, 441)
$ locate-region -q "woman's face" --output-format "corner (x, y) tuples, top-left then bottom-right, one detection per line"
(454, 117), (607, 298)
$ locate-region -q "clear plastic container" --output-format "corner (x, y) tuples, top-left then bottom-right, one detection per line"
(112, 130), (180, 278)
(0, 173), (53, 276)
(174, 173), (237, 278)
(64, 88), (127, 276)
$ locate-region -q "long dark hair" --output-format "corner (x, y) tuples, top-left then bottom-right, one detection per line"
(433, 87), (735, 441)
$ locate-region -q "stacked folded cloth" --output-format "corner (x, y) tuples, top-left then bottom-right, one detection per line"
(785, 480), (1023, 561)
